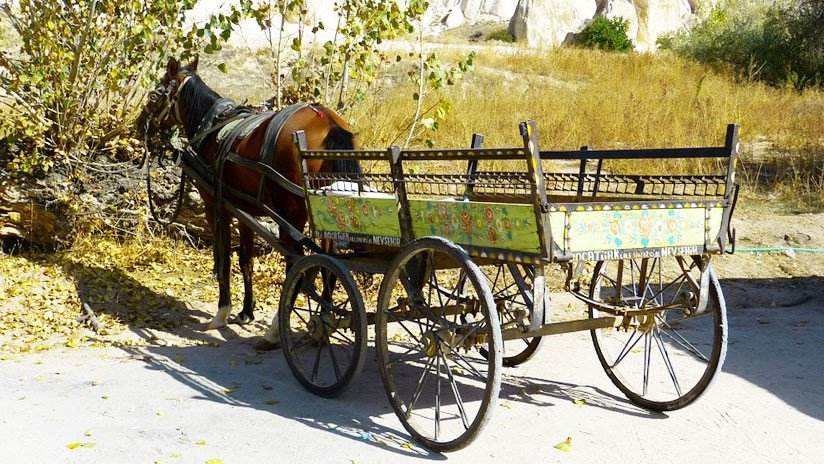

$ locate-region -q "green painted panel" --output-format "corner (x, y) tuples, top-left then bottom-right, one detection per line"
(708, 207), (724, 241)
(309, 194), (400, 238)
(409, 200), (541, 253)
(549, 211), (566, 251)
(566, 206), (715, 252)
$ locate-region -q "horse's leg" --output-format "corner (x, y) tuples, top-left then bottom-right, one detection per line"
(255, 220), (306, 351)
(234, 223), (256, 324)
(206, 206), (233, 330)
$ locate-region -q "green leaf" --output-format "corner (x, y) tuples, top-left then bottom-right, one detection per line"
(554, 437), (573, 452)
(217, 63), (228, 74)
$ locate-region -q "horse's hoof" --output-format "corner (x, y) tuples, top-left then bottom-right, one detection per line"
(205, 319), (227, 330)
(252, 337), (281, 351)
(231, 313), (254, 326)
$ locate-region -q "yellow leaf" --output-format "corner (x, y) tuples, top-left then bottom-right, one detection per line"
(554, 437), (573, 452)
(81, 443), (95, 448)
(84, 429), (93, 437)
(170, 453), (182, 458)
(500, 400), (512, 409)
(196, 440), (206, 445)
(66, 442), (81, 449)
(222, 388), (233, 394)
(206, 460), (224, 464)
(401, 442), (415, 449)
(174, 356), (187, 363)
(573, 398), (586, 405)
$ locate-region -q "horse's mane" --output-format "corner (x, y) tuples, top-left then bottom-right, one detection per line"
(177, 71), (224, 138)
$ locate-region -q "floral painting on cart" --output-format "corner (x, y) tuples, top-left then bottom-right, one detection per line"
(409, 200), (541, 254)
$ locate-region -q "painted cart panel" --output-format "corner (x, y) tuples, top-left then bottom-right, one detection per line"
(308, 194), (402, 246)
(409, 200), (542, 254)
(549, 203), (725, 259)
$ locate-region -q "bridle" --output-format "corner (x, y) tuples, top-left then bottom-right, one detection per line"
(140, 71), (194, 227)
(140, 72), (193, 136)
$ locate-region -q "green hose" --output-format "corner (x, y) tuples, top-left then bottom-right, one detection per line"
(731, 247), (824, 253)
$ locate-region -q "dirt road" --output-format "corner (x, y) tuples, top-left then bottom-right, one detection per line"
(2, 278), (822, 464)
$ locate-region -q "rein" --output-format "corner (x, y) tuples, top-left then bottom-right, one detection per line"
(142, 132), (189, 226)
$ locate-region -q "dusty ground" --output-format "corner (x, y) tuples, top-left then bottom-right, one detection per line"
(1, 205), (824, 463)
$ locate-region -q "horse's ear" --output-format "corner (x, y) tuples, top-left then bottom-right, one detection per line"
(187, 55), (199, 73)
(166, 56), (179, 78)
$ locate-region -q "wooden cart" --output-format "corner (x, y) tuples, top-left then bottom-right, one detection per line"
(273, 120), (739, 451)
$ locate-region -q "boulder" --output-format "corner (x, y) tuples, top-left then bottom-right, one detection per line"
(481, 0), (519, 18)
(509, 0), (597, 47)
(633, 0), (695, 50)
(461, 0), (483, 20)
(443, 7), (467, 28)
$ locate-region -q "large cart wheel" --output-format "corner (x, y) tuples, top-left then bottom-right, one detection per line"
(376, 237), (502, 452)
(588, 256), (727, 411)
(279, 254), (367, 398)
(479, 263), (544, 367)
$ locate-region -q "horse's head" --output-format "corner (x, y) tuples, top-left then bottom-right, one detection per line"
(136, 56), (199, 137)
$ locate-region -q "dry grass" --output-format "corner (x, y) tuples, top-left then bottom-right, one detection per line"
(349, 46), (824, 205)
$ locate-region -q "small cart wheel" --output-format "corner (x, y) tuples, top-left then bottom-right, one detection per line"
(588, 256), (727, 411)
(279, 254), (367, 398)
(479, 263), (545, 367)
(376, 237), (502, 452)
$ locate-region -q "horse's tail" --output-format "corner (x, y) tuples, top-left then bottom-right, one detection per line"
(324, 124), (361, 174)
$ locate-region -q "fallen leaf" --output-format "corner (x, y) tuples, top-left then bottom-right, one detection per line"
(196, 440), (206, 445)
(81, 443), (95, 448)
(66, 443), (82, 449)
(101, 395), (109, 400)
(264, 400), (280, 406)
(170, 453), (182, 458)
(174, 356), (187, 363)
(554, 436), (573, 452)
(401, 442), (415, 449)
(574, 398), (586, 405)
(206, 459), (223, 464)
(84, 429), (93, 437)
(244, 358), (262, 365)
(222, 388), (233, 394)
(500, 400), (512, 409)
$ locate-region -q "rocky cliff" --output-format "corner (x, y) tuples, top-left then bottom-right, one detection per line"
(193, 0), (697, 51)
(433, 0), (697, 50)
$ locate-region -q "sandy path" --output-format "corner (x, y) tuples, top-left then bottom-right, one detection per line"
(2, 283), (822, 464)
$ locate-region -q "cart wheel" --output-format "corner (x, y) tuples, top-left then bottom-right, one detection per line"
(279, 254), (367, 398)
(588, 256), (727, 411)
(376, 237), (502, 452)
(479, 263), (544, 367)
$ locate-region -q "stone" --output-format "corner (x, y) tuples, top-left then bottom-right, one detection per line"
(444, 7), (467, 28)
(509, 0), (597, 47)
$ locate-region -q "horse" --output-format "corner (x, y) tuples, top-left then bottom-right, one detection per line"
(136, 56), (359, 349)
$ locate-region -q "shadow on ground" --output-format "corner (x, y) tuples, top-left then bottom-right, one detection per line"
(720, 276), (824, 422)
(31, 256), (824, 453)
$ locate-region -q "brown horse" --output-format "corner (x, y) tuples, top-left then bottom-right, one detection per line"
(137, 57), (358, 347)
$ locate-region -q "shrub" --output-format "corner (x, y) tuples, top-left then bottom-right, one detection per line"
(580, 16), (634, 53)
(0, 0), (207, 176)
(487, 27), (515, 43)
(658, 0), (824, 90)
